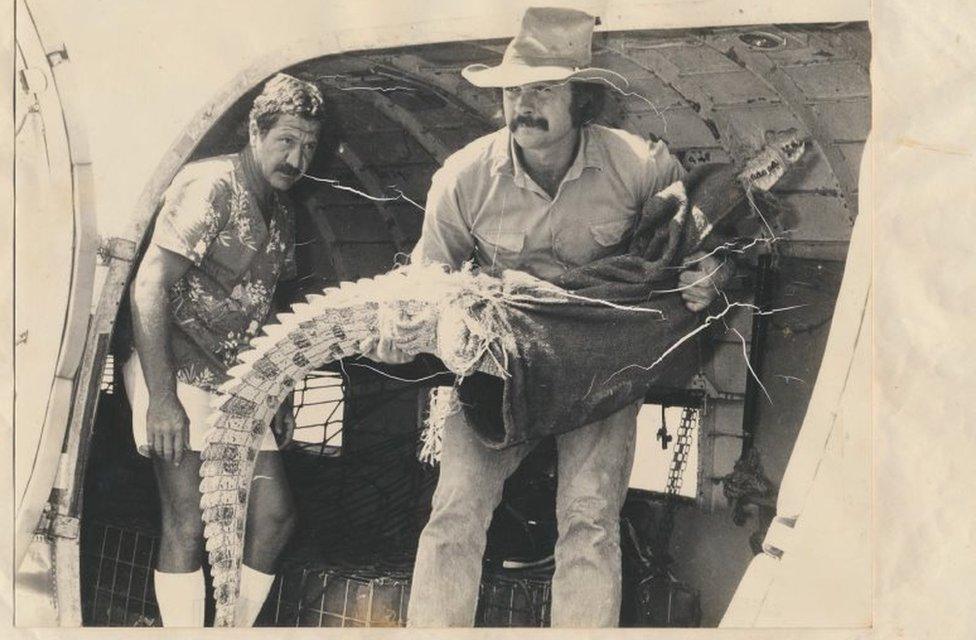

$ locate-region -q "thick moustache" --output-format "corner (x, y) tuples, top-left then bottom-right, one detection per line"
(509, 115), (549, 131)
(276, 164), (300, 177)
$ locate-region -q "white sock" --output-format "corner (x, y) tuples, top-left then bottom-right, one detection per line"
(234, 564), (276, 627)
(153, 568), (205, 627)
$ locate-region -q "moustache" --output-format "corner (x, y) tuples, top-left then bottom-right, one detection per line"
(508, 115), (549, 132)
(276, 164), (301, 178)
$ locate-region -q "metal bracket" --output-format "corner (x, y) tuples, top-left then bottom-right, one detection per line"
(46, 44), (69, 66)
(51, 515), (80, 540)
(97, 237), (137, 263)
(18, 67), (48, 94)
(33, 504), (54, 536)
(32, 504), (79, 540)
(763, 545), (784, 560)
(689, 372), (717, 396)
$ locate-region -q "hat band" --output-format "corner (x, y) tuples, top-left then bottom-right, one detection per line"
(503, 52), (588, 70)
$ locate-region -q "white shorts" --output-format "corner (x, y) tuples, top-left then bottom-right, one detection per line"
(123, 354), (278, 458)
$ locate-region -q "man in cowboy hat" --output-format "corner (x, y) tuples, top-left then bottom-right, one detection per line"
(375, 7), (729, 627)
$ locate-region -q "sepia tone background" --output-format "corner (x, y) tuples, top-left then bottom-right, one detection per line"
(3, 0), (975, 638)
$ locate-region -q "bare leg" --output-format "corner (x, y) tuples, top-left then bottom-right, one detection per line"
(152, 453), (206, 626)
(243, 450), (296, 571)
(153, 453), (205, 571)
(235, 450), (296, 626)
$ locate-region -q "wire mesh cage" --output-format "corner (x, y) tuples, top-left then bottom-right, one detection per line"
(80, 520), (161, 626)
(80, 517), (561, 629)
(632, 574), (702, 627)
(82, 361), (438, 625)
(260, 554), (415, 627)
(290, 369), (345, 456)
(83, 360), (702, 628)
(476, 570), (553, 627)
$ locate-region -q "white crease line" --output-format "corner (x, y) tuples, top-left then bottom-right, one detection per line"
(339, 85), (416, 93)
(605, 301), (804, 383)
(302, 173), (424, 212)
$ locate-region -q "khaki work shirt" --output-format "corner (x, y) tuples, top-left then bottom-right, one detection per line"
(411, 124), (686, 282)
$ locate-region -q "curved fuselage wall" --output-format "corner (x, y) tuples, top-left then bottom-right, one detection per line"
(48, 7), (869, 628)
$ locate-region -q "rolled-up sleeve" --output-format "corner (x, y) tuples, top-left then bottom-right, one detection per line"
(152, 172), (229, 266)
(640, 138), (687, 201)
(410, 166), (475, 269)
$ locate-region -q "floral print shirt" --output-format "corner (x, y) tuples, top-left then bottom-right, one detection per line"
(150, 150), (296, 391)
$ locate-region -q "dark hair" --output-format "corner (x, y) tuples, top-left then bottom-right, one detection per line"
(569, 82), (607, 127)
(249, 73), (328, 136)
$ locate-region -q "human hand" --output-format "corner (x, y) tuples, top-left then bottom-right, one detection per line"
(369, 336), (415, 364)
(360, 308), (427, 364)
(272, 393), (296, 448)
(678, 251), (734, 312)
(146, 392), (190, 465)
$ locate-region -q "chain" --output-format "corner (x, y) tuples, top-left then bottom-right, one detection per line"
(665, 406), (698, 496)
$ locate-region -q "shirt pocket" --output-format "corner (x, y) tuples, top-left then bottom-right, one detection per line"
(590, 218), (633, 247)
(474, 229), (525, 268)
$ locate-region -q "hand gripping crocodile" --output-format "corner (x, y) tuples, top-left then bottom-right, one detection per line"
(200, 130), (805, 626)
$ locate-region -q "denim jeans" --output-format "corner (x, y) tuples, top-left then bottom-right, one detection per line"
(406, 400), (639, 627)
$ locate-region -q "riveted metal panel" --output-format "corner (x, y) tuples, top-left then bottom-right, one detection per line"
(411, 41), (502, 65)
(658, 44), (743, 75)
(706, 343), (750, 394)
(617, 74), (688, 112)
(835, 142), (867, 186)
(624, 108), (721, 149)
(766, 46), (851, 68)
(783, 61), (870, 100)
(809, 100), (871, 142)
(776, 192), (854, 242)
(682, 70), (781, 107)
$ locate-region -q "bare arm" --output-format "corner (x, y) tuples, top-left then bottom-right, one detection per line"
(130, 244), (194, 464)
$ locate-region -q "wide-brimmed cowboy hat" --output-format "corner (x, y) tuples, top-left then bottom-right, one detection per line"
(461, 7), (628, 88)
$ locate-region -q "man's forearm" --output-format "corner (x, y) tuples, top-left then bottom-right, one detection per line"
(130, 279), (179, 400)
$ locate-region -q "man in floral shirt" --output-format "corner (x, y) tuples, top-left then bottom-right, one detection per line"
(127, 74), (328, 627)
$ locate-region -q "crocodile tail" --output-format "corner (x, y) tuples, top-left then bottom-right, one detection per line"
(200, 281), (378, 627)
